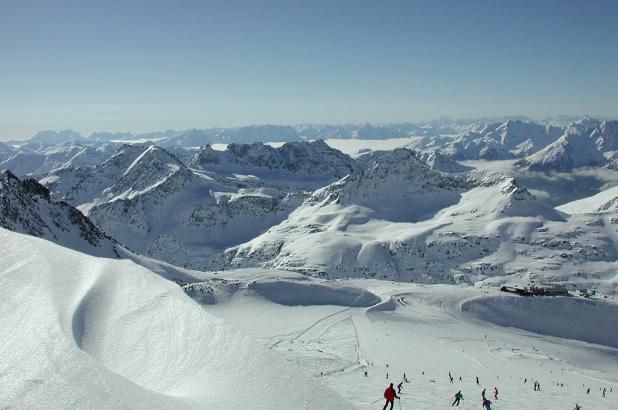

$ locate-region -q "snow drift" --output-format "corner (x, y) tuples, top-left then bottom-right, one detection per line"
(461, 295), (618, 348)
(0, 228), (354, 409)
(251, 280), (380, 307)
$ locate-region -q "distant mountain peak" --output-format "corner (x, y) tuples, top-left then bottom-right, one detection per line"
(190, 139), (357, 180)
(29, 129), (84, 144)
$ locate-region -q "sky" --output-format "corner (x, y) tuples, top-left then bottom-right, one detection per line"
(0, 0), (617, 140)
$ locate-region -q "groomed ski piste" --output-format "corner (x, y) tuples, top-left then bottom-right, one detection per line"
(2, 226), (617, 409)
(187, 269), (618, 410)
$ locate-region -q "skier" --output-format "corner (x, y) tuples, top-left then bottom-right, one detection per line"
(449, 372), (454, 383)
(476, 376), (480, 385)
(481, 388), (486, 400)
(586, 387), (590, 394)
(603, 387), (606, 397)
(493, 387), (498, 400)
(573, 404), (581, 410)
(452, 390), (464, 407)
(397, 381), (403, 394)
(364, 371), (368, 377)
(482, 398), (493, 409)
(382, 383), (399, 410)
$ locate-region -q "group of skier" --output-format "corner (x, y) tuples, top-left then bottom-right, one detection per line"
(450, 386), (496, 409)
(380, 373), (500, 409)
(375, 367), (612, 409)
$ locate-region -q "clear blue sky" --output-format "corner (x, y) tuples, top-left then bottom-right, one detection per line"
(1, 0), (617, 139)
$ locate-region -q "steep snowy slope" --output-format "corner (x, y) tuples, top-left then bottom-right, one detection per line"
(482, 119), (561, 156)
(45, 145), (303, 269)
(0, 141), (15, 162)
(304, 148), (474, 222)
(218, 149), (569, 283)
(516, 121), (607, 171)
(40, 142), (358, 269)
(592, 120), (618, 152)
(40, 143), (153, 210)
(0, 228), (354, 410)
(408, 119), (563, 161)
(0, 142), (117, 177)
(557, 186), (618, 214)
(409, 130), (511, 161)
(0, 170), (118, 257)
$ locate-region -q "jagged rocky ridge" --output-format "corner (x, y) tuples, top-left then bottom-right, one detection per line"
(408, 119), (563, 161)
(40, 142), (359, 269)
(516, 120), (618, 171)
(189, 140), (359, 186)
(0, 170), (118, 257)
(2, 122), (618, 292)
(5, 117), (616, 176)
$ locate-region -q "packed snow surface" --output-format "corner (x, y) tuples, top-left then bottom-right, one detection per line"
(0, 228), (354, 409)
(194, 269), (618, 410)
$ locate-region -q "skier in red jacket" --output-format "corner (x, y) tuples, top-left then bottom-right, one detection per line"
(383, 383), (400, 410)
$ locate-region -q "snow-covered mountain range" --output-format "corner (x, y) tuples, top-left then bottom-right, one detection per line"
(188, 140), (358, 185)
(3, 117), (618, 410)
(515, 119), (618, 171)
(1, 116), (592, 146)
(213, 145), (618, 293)
(218, 149), (585, 283)
(39, 141), (358, 269)
(5, 117), (617, 172)
(408, 119), (562, 160)
(0, 117), (616, 294)
(0, 141), (118, 177)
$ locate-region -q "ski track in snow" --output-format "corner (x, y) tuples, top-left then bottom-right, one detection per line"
(203, 275), (618, 410)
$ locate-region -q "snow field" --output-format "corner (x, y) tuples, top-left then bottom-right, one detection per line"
(0, 229), (355, 409)
(201, 273), (618, 410)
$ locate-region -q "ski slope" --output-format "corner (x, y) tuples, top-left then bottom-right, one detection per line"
(0, 229), (354, 409)
(197, 269), (618, 410)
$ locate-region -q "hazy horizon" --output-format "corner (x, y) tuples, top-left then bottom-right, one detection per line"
(1, 0), (617, 140)
(4, 113), (617, 142)
(3, 113), (617, 142)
